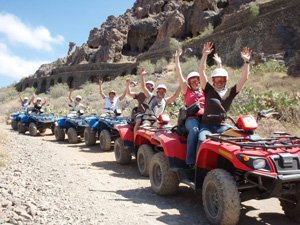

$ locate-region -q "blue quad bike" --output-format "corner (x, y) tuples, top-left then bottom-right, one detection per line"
(84, 111), (129, 151)
(54, 110), (91, 144)
(10, 112), (24, 131)
(17, 110), (56, 136)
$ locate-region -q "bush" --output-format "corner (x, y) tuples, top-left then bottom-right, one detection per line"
(137, 60), (155, 75)
(180, 56), (200, 76)
(231, 87), (300, 125)
(249, 3), (260, 18)
(49, 83), (69, 99)
(251, 60), (287, 74)
(154, 58), (168, 73)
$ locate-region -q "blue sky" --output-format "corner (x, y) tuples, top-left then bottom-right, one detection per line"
(0, 0), (136, 88)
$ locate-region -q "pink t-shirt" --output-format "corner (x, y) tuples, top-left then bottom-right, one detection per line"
(184, 87), (205, 116)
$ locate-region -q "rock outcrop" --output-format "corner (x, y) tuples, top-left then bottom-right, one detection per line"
(17, 0), (300, 92)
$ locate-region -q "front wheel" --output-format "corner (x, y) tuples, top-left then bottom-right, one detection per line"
(99, 130), (111, 151)
(11, 120), (18, 130)
(29, 122), (38, 136)
(280, 193), (300, 222)
(18, 121), (26, 134)
(137, 144), (154, 177)
(114, 138), (131, 164)
(54, 126), (65, 141)
(67, 127), (78, 144)
(149, 152), (179, 195)
(84, 127), (96, 146)
(202, 169), (240, 225)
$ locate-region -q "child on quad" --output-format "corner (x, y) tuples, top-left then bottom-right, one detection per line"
(68, 89), (87, 112)
(18, 93), (33, 112)
(134, 68), (181, 140)
(99, 80), (127, 115)
(198, 42), (252, 149)
(175, 48), (206, 167)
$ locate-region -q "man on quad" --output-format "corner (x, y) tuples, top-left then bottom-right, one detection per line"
(99, 79), (127, 115)
(134, 68), (181, 140)
(197, 41), (252, 150)
(32, 95), (47, 114)
(175, 48), (206, 167)
(68, 89), (87, 112)
(18, 93), (33, 112)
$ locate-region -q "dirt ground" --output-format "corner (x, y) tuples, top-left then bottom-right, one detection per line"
(0, 124), (299, 225)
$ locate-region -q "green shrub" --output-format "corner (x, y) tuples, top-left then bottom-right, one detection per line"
(49, 83), (69, 99)
(249, 3), (260, 18)
(180, 56), (200, 76)
(154, 58), (168, 73)
(231, 87), (300, 125)
(251, 60), (287, 74)
(137, 60), (155, 75)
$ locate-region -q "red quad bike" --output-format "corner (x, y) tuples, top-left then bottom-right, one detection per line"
(113, 112), (172, 177)
(148, 99), (300, 225)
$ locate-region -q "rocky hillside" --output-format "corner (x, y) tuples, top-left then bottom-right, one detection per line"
(17, 0), (300, 92)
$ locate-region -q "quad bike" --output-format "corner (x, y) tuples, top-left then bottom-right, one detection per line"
(54, 109), (88, 143)
(83, 109), (129, 151)
(113, 111), (172, 177)
(147, 99), (300, 225)
(17, 109), (56, 136)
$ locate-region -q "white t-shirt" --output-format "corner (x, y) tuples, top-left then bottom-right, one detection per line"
(104, 96), (120, 113)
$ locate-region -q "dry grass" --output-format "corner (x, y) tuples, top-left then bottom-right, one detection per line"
(0, 130), (9, 167)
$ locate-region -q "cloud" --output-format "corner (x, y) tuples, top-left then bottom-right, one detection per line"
(0, 42), (47, 79)
(0, 12), (64, 51)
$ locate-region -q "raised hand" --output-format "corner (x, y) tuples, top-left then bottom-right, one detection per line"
(126, 78), (131, 87)
(213, 53), (222, 65)
(241, 47), (252, 62)
(140, 68), (147, 76)
(175, 48), (183, 58)
(98, 79), (103, 86)
(202, 42), (214, 55)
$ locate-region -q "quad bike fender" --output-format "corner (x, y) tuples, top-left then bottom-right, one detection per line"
(154, 132), (187, 161)
(56, 117), (67, 128)
(115, 124), (134, 142)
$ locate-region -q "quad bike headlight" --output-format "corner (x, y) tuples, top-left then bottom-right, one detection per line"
(238, 154), (271, 171)
(253, 158), (266, 169)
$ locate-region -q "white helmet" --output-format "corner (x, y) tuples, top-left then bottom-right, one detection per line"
(75, 95), (82, 100)
(211, 68), (228, 78)
(36, 97), (42, 101)
(187, 71), (200, 81)
(156, 84), (167, 91)
(145, 80), (155, 87)
(23, 97), (29, 100)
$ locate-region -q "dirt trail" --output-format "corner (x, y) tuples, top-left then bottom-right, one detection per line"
(0, 124), (298, 225)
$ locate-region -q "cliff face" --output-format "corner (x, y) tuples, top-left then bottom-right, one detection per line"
(18, 0), (300, 92)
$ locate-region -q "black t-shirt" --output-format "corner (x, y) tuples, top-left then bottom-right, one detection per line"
(134, 92), (147, 113)
(202, 83), (238, 125)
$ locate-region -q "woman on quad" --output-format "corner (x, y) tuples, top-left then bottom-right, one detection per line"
(68, 89), (87, 112)
(18, 93), (33, 112)
(175, 48), (207, 167)
(32, 95), (47, 114)
(197, 42), (252, 149)
(99, 79), (127, 115)
(133, 68), (181, 140)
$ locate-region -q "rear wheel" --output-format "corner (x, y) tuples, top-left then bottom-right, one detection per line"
(99, 130), (111, 151)
(149, 152), (179, 195)
(54, 126), (65, 141)
(280, 193), (300, 222)
(29, 123), (38, 136)
(137, 144), (154, 177)
(84, 127), (96, 146)
(67, 127), (78, 144)
(11, 120), (18, 130)
(18, 121), (26, 134)
(114, 138), (131, 164)
(202, 169), (240, 225)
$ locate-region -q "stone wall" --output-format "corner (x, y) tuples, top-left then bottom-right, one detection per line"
(16, 62), (137, 93)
